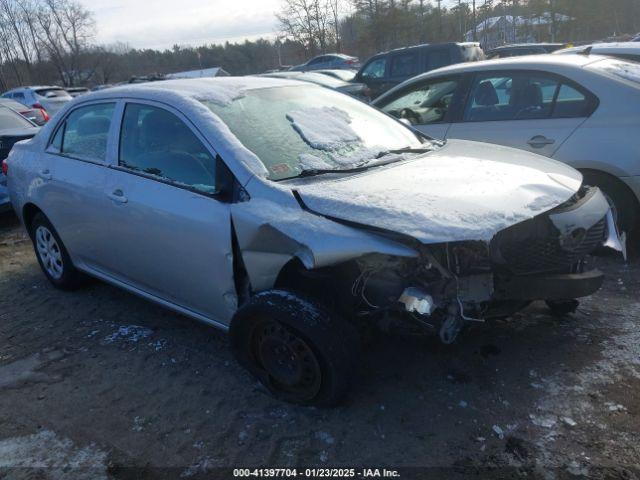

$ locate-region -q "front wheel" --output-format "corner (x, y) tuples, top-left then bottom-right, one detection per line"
(30, 212), (83, 290)
(229, 290), (357, 406)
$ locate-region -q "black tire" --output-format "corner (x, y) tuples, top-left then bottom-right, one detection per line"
(229, 290), (356, 406)
(582, 171), (638, 236)
(546, 299), (579, 317)
(30, 212), (83, 290)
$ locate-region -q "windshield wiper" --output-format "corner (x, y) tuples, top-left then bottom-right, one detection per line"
(375, 147), (432, 159)
(297, 165), (370, 178)
(296, 154), (425, 179)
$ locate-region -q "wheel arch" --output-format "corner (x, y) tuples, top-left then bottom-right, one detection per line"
(22, 202), (44, 235)
(578, 168), (640, 209)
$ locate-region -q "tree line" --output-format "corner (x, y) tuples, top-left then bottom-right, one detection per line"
(1, 0), (639, 91)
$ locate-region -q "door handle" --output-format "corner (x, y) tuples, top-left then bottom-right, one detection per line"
(107, 189), (128, 204)
(527, 135), (555, 148)
(38, 169), (52, 180)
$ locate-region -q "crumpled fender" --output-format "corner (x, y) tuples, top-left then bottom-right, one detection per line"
(230, 199), (417, 291)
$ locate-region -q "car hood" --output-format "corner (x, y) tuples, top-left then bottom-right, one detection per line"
(294, 140), (583, 244)
(0, 127), (39, 137)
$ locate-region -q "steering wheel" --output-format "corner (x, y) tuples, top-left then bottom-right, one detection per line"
(398, 108), (421, 125)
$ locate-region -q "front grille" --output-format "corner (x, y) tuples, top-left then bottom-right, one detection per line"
(497, 217), (606, 275)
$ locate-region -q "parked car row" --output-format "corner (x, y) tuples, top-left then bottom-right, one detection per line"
(1, 85), (91, 127)
(0, 105), (41, 212)
(1, 41), (636, 405)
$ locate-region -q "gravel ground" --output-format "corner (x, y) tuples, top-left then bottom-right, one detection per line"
(1, 211), (639, 480)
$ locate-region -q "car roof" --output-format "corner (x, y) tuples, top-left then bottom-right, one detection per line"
(313, 53), (354, 59)
(257, 71), (347, 88)
(0, 98), (27, 108)
(375, 42), (481, 57)
(489, 43), (564, 51)
(86, 76), (317, 103)
(555, 42), (640, 55)
(373, 54), (613, 104)
(6, 85), (66, 92)
(411, 53), (602, 77)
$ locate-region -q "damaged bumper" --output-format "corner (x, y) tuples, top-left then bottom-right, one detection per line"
(390, 186), (616, 340)
(493, 269), (604, 301)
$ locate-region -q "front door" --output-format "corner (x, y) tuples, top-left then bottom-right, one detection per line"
(101, 101), (237, 325)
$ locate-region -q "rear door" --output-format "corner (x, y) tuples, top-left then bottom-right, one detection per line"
(100, 100), (237, 325)
(446, 70), (596, 157)
(376, 75), (463, 140)
(39, 101), (118, 270)
(387, 49), (421, 91)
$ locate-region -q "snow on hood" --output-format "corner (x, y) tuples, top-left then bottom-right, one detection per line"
(294, 140), (583, 244)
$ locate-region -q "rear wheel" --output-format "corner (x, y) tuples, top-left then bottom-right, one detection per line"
(230, 290), (357, 406)
(30, 213), (83, 290)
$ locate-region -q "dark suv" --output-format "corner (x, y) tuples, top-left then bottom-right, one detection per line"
(354, 42), (484, 99)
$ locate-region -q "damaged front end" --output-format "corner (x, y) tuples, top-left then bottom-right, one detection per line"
(347, 186), (621, 344)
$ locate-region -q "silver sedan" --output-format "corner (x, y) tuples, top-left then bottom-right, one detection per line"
(3, 78), (621, 404)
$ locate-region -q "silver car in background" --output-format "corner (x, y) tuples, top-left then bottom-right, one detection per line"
(373, 54), (640, 238)
(3, 78), (621, 405)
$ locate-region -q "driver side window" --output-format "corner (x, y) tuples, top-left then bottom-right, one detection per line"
(380, 78), (459, 125)
(119, 103), (217, 195)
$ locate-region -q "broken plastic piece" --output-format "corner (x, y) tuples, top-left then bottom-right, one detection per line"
(603, 209), (627, 260)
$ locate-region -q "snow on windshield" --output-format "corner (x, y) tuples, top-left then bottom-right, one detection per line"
(286, 107), (360, 150)
(287, 106), (396, 170)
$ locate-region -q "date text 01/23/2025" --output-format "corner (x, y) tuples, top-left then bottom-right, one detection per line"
(233, 468), (401, 478)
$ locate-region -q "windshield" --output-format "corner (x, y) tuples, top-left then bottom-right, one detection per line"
(204, 85), (426, 180)
(0, 106), (34, 129)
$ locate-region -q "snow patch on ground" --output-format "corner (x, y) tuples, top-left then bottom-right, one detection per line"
(102, 325), (153, 344)
(525, 300), (640, 472)
(0, 430), (108, 479)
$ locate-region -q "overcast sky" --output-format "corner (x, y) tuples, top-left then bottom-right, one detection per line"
(83, 0), (283, 50)
(82, 0), (463, 51)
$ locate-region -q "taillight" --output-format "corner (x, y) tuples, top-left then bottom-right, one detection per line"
(1, 159), (8, 176)
(346, 58), (359, 65)
(31, 102), (49, 121)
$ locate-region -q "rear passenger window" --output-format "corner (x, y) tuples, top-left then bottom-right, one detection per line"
(390, 52), (419, 77)
(119, 103), (217, 195)
(53, 103), (115, 161)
